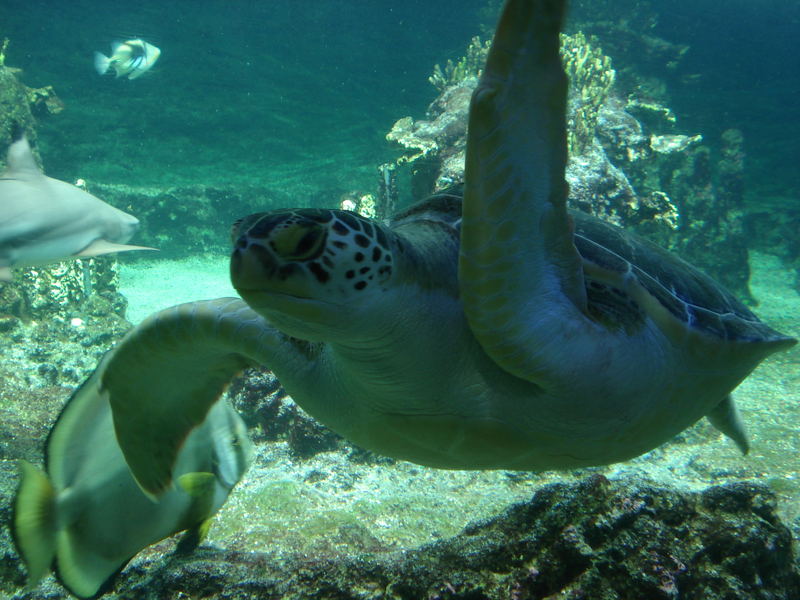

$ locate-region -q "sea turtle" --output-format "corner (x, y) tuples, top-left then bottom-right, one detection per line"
(84, 0), (793, 498)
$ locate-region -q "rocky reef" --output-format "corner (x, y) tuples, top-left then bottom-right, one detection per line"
(2, 468), (797, 599)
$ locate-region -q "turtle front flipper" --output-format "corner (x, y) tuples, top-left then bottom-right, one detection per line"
(459, 0), (588, 383)
(101, 298), (307, 497)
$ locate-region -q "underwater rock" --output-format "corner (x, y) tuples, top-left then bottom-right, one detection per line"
(0, 256), (130, 415)
(566, 139), (679, 235)
(0, 39), (62, 166)
(89, 183), (293, 256)
(666, 132), (755, 304)
(0, 63), (40, 168)
(42, 477), (797, 599)
(0, 257), (128, 321)
(228, 368), (344, 460)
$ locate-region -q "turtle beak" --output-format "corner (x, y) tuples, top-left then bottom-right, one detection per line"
(230, 235), (280, 292)
(229, 214), (312, 299)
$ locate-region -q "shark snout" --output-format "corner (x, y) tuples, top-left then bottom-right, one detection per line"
(118, 215), (140, 243)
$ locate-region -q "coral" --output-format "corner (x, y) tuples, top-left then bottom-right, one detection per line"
(390, 32), (616, 177)
(626, 97), (677, 127)
(385, 115), (440, 164)
(340, 190), (379, 220)
(26, 84), (64, 117)
(1, 254), (127, 323)
(561, 32), (616, 155)
(566, 140), (679, 233)
(428, 36), (491, 92)
(650, 133), (702, 154)
(426, 32), (615, 156)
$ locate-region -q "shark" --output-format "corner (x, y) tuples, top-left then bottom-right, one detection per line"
(0, 135), (154, 282)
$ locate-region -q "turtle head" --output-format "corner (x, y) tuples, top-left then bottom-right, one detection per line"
(230, 208), (396, 341)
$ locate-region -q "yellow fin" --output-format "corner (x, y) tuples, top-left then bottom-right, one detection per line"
(177, 472), (216, 498)
(175, 518), (213, 555)
(13, 460), (57, 589)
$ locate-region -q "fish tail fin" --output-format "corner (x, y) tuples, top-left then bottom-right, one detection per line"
(13, 460), (58, 590)
(93, 51), (111, 75)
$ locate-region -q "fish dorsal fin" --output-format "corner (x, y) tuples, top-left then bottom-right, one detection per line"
(4, 136), (43, 179)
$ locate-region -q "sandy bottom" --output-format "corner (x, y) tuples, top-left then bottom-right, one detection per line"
(117, 251), (800, 557)
(120, 256), (234, 325)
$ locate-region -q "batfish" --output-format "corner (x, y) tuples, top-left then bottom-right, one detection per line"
(13, 354), (253, 598)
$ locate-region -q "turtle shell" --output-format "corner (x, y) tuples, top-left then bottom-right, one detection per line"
(570, 210), (792, 345)
(395, 183), (794, 347)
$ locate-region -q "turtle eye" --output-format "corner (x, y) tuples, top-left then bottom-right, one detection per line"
(271, 223), (327, 261)
(230, 218), (244, 244)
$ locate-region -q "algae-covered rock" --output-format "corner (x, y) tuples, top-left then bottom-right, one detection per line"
(0, 64), (39, 167)
(229, 368), (345, 460)
(54, 477), (800, 599)
(88, 182), (293, 257)
(0, 38), (62, 168)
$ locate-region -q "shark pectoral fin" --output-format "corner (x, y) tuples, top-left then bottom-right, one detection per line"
(707, 395), (750, 455)
(0, 266), (12, 282)
(76, 239), (158, 258)
(13, 460), (57, 590)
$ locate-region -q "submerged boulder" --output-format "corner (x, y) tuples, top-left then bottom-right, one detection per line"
(88, 477), (800, 599)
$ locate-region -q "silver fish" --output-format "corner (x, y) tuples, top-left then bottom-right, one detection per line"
(94, 39), (161, 80)
(0, 135), (154, 282)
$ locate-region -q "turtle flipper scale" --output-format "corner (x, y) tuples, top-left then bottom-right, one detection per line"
(104, 298), (302, 497)
(460, 0), (588, 383)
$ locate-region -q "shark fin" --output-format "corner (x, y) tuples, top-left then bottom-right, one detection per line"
(3, 136), (42, 179)
(76, 239), (158, 258)
(13, 460), (57, 590)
